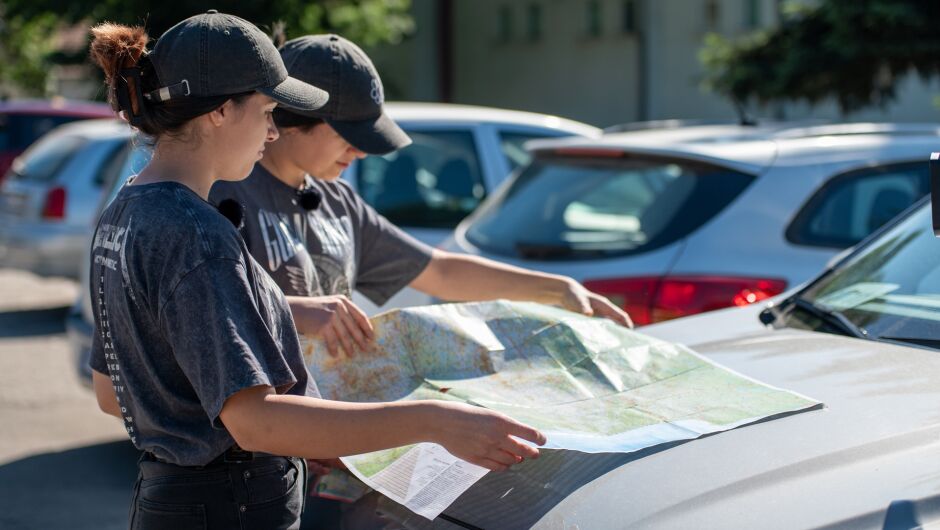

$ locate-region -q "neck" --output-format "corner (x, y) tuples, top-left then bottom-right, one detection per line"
(259, 139), (306, 189)
(134, 139), (218, 200)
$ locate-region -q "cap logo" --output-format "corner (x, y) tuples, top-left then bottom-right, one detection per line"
(370, 78), (384, 105)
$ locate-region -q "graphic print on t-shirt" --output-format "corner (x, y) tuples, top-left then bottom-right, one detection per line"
(258, 209), (307, 272)
(91, 219), (137, 444)
(256, 207), (355, 298)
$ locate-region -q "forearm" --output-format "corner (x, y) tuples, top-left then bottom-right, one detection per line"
(92, 370), (122, 419)
(285, 296), (315, 335)
(223, 389), (440, 459)
(413, 250), (570, 305)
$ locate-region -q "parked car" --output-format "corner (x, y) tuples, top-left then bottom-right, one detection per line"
(0, 98), (114, 182)
(68, 102), (597, 384)
(0, 119), (135, 278)
(339, 102), (600, 313)
(394, 192), (940, 529)
(439, 122), (940, 324)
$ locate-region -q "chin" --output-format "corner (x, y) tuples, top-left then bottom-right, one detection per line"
(221, 164), (256, 182)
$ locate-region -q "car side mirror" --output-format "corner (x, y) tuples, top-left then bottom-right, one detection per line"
(932, 153), (940, 236)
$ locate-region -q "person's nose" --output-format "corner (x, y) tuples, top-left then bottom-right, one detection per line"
(266, 115), (279, 142)
(350, 147), (366, 159)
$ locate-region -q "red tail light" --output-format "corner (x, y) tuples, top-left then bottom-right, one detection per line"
(41, 186), (67, 220)
(583, 275), (787, 326)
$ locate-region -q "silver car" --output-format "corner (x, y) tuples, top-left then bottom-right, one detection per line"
(439, 123), (940, 324)
(378, 194), (940, 529)
(0, 119), (134, 278)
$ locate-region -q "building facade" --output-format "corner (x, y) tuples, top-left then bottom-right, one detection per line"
(369, 0), (940, 127)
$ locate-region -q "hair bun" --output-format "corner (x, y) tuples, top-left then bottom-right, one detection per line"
(90, 23), (148, 80)
(89, 23), (149, 114)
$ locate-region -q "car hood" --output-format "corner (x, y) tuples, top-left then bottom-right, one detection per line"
(431, 304), (940, 529)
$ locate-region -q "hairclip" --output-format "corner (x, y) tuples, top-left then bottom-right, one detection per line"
(297, 186), (322, 211)
(116, 67), (149, 127)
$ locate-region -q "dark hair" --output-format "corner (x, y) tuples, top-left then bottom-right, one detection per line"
(272, 108), (324, 132)
(89, 23), (252, 139)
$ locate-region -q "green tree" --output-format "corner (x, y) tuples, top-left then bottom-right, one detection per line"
(0, 0), (414, 95)
(0, 10), (60, 97)
(701, 0), (940, 114)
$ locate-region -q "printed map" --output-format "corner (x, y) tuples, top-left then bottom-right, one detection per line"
(302, 301), (820, 519)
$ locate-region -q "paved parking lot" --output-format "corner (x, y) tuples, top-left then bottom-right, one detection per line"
(0, 269), (136, 530)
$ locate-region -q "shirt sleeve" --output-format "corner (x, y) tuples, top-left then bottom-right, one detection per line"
(353, 196), (434, 306)
(159, 257), (298, 428)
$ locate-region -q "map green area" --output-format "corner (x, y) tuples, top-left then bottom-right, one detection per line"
(304, 300), (820, 477)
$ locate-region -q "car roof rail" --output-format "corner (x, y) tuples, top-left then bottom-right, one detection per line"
(771, 122), (940, 139)
(601, 119), (741, 134)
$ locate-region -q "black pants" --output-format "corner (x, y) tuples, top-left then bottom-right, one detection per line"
(129, 453), (307, 530)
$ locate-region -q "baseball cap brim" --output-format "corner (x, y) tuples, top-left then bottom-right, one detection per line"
(259, 75), (329, 113)
(328, 111), (412, 155)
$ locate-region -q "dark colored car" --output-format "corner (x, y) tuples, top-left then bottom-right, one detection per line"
(0, 99), (114, 183)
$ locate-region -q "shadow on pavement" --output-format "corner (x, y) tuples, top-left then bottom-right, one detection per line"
(0, 306), (69, 338)
(0, 440), (139, 530)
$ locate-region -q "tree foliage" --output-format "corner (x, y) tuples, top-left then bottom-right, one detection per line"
(0, 0), (414, 95)
(0, 10), (60, 97)
(701, 0), (940, 113)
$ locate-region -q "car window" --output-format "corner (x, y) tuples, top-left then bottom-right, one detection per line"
(792, 202), (940, 345)
(94, 141), (131, 187)
(1, 114), (85, 151)
(787, 162), (929, 249)
(8, 133), (87, 182)
(464, 154), (754, 260)
(0, 114), (9, 151)
(499, 132), (554, 172)
(357, 130), (485, 228)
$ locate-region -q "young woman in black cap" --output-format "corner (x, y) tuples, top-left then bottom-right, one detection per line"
(210, 34), (632, 363)
(88, 14), (544, 529)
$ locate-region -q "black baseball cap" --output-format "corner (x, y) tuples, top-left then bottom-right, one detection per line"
(145, 10), (329, 112)
(278, 35), (411, 155)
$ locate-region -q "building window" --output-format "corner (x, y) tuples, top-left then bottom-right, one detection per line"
(527, 3), (542, 41)
(705, 0), (721, 31)
(497, 4), (514, 43)
(622, 0), (637, 33)
(586, 0), (603, 38)
(744, 0), (761, 28)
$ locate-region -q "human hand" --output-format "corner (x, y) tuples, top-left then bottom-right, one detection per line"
(432, 402), (546, 472)
(558, 279), (634, 328)
(289, 295), (374, 358)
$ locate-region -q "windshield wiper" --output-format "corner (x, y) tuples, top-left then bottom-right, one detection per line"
(788, 298), (870, 340)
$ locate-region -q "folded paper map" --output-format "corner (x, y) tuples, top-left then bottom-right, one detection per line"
(302, 301), (820, 520)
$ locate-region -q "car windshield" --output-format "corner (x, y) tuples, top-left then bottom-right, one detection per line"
(786, 201), (940, 348)
(463, 153), (754, 260)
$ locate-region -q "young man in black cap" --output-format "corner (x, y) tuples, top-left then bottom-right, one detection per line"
(210, 34), (632, 362)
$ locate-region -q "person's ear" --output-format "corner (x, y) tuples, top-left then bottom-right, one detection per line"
(207, 99), (235, 127)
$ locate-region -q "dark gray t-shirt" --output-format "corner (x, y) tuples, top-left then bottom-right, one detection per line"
(89, 181), (318, 466)
(209, 165), (433, 303)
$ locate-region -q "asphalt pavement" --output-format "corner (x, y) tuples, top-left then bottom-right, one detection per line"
(0, 269), (135, 530)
